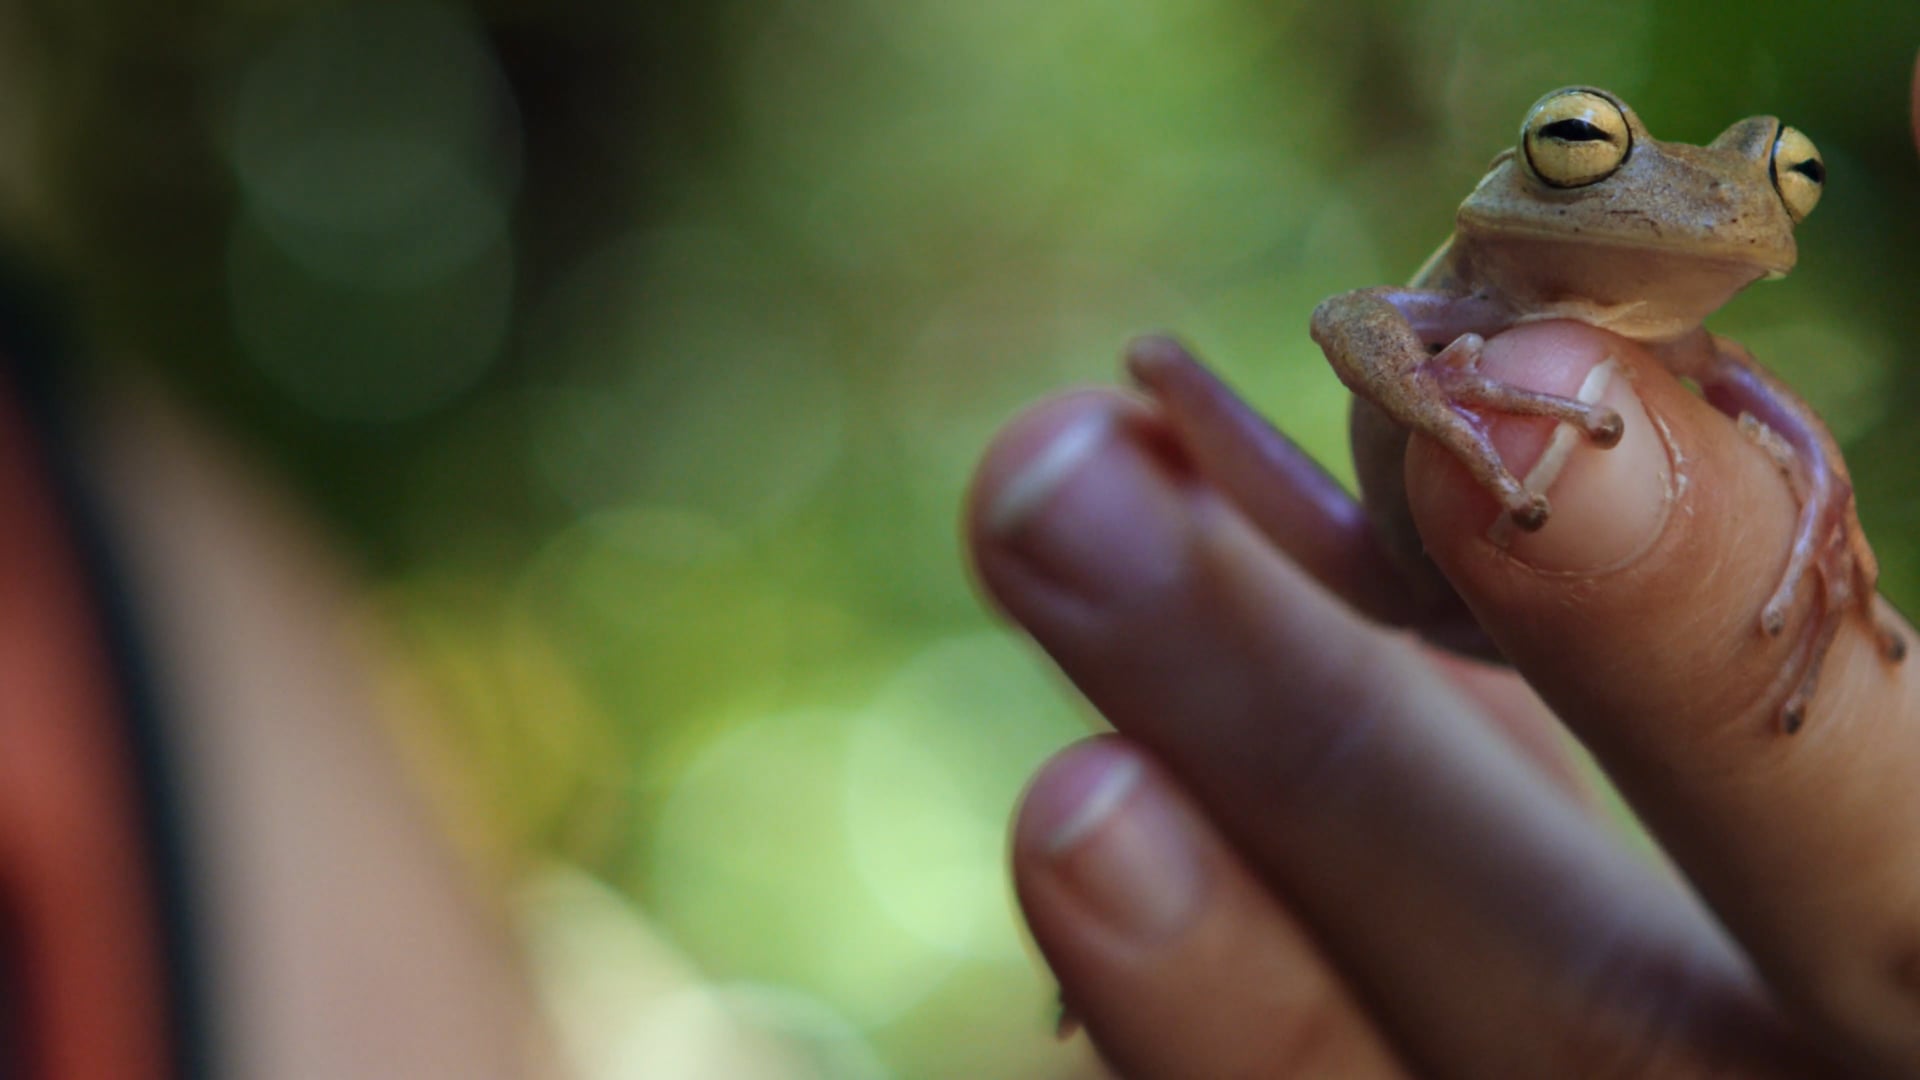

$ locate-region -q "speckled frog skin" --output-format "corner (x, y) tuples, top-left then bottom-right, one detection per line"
(1311, 87), (1901, 730)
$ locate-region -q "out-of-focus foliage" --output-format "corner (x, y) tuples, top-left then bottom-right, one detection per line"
(8, 0), (1920, 1076)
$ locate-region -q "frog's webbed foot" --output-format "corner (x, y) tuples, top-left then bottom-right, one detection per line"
(1693, 335), (1905, 732)
(1773, 509), (1859, 733)
(1312, 287), (1624, 531)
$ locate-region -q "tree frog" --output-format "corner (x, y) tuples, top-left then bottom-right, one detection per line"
(1309, 86), (1902, 732)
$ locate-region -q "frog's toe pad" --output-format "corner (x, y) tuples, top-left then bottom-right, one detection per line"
(1509, 494), (1551, 531)
(1880, 624), (1907, 663)
(1588, 409), (1625, 448)
(1761, 605), (1789, 637)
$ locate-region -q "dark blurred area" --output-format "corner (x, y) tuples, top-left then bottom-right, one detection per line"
(4, 0), (1917, 1076)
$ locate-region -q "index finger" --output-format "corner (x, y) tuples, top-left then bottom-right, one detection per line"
(1404, 321), (1920, 1072)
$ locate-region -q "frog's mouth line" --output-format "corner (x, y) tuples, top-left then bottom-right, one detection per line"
(1455, 216), (1796, 277)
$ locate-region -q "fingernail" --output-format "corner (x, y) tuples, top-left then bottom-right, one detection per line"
(1018, 742), (1206, 939)
(987, 409), (1114, 536)
(1476, 331), (1673, 573)
(985, 404), (1187, 601)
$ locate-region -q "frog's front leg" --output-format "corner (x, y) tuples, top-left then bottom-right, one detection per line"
(1312, 287), (1625, 530)
(1669, 333), (1906, 729)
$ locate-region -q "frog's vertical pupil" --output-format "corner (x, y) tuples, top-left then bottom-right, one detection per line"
(1791, 159), (1826, 185)
(1539, 118), (1613, 143)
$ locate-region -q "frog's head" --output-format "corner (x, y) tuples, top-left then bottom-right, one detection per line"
(1454, 88), (1823, 321)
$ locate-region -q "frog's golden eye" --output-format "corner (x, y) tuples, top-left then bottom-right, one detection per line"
(1522, 89), (1631, 188)
(1770, 125), (1824, 223)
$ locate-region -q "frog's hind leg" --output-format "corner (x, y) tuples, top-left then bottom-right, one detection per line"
(1773, 512), (1906, 732)
(1778, 524), (1859, 734)
(1857, 535), (1908, 663)
(1681, 333), (1906, 729)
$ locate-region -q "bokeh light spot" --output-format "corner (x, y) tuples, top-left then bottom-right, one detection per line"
(651, 707), (958, 1028)
(227, 215), (513, 422)
(513, 505), (792, 729)
(524, 227), (847, 527)
(219, 0), (520, 421)
(846, 632), (1087, 959)
(221, 0), (519, 287)
(521, 867), (886, 1080)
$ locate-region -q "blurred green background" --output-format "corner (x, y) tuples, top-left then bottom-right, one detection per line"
(8, 1), (1920, 1076)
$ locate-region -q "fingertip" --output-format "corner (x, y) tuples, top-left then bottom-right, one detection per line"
(1396, 318), (1821, 734)
(1013, 738), (1208, 942)
(1012, 738), (1407, 1077)
(964, 379), (1213, 639)
(1014, 736), (1147, 858)
(979, 404), (1118, 540)
(1121, 332), (1199, 389)
(965, 388), (1145, 577)
(966, 390), (1128, 538)
(1391, 320), (1920, 827)
(1407, 322), (1673, 575)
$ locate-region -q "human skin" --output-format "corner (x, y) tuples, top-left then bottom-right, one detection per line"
(82, 380), (555, 1079)
(967, 61), (1920, 1079)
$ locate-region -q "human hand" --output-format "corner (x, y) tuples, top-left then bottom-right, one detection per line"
(963, 69), (1920, 1079)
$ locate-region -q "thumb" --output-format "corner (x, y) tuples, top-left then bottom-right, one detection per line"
(1404, 319), (1920, 1067)
(1404, 319), (1802, 733)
